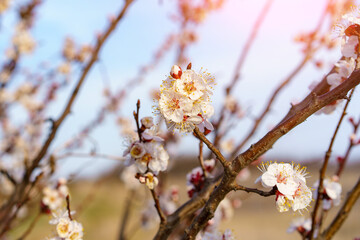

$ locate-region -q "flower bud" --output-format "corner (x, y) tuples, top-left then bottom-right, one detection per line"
(187, 62), (192, 69)
(170, 65), (182, 79)
(141, 117), (154, 129)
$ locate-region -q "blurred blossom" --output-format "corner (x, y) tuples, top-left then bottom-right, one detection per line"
(313, 176), (342, 210)
(287, 217), (312, 235)
(220, 139), (234, 154)
(0, 0), (11, 13)
(12, 27), (36, 54)
(57, 62), (72, 75)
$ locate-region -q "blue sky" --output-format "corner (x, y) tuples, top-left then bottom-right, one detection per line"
(1, 0), (359, 177)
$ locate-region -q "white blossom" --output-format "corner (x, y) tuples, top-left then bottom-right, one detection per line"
(141, 116), (154, 129)
(258, 162), (312, 213)
(313, 177), (342, 210)
(158, 65), (215, 133)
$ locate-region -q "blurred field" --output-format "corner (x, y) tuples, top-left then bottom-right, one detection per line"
(8, 161), (360, 240)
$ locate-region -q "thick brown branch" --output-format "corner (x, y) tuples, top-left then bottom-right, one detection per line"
(153, 176), (221, 240)
(320, 177), (360, 240)
(182, 68), (360, 239)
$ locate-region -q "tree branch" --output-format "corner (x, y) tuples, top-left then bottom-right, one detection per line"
(0, 0), (135, 232)
(309, 88), (355, 240)
(233, 184), (276, 197)
(151, 189), (167, 224)
(193, 127), (229, 170)
(320, 177), (360, 240)
(182, 67), (360, 239)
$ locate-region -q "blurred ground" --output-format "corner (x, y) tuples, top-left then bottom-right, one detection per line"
(8, 160), (360, 240)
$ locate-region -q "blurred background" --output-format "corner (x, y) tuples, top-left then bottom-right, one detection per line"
(1, 0), (359, 239)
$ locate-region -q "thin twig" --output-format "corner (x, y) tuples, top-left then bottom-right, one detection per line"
(335, 114), (360, 177)
(230, 0), (331, 157)
(233, 184), (276, 197)
(212, 0), (274, 152)
(66, 195), (73, 221)
(198, 141), (207, 178)
(133, 99), (142, 141)
(193, 127), (229, 170)
(0, 170), (17, 185)
(309, 88), (355, 240)
(150, 189), (166, 224)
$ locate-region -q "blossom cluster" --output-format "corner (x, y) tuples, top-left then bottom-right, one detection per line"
(257, 162), (312, 213)
(123, 116), (169, 189)
(41, 178), (69, 213)
(157, 64), (215, 133)
(320, 7), (360, 114)
(186, 159), (215, 197)
(48, 209), (83, 240)
(41, 179), (84, 240)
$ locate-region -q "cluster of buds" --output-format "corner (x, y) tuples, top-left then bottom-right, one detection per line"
(313, 176), (342, 210)
(48, 209), (83, 240)
(123, 116), (169, 189)
(257, 162), (312, 213)
(157, 64), (215, 133)
(41, 178), (69, 213)
(186, 159), (215, 197)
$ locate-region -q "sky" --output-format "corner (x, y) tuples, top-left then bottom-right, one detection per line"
(1, 0), (360, 177)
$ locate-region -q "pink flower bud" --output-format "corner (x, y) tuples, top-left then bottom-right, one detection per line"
(349, 117), (355, 125)
(186, 62), (192, 70)
(170, 65), (182, 79)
